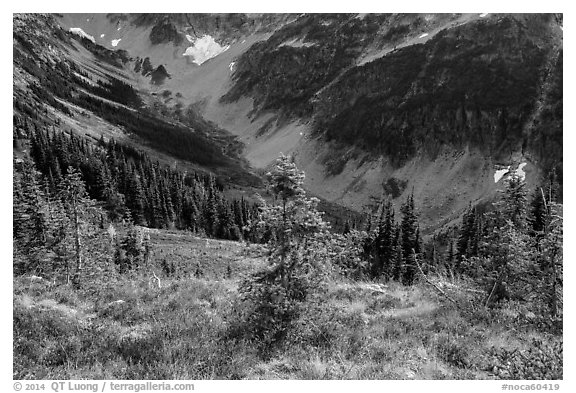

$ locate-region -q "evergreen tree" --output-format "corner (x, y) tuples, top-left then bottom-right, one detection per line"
(125, 170), (146, 226)
(238, 154), (331, 351)
(501, 174), (528, 229)
(369, 199), (396, 279)
(400, 192), (420, 285)
(529, 187), (547, 235)
(456, 205), (481, 268)
(57, 167), (95, 287)
(392, 225), (403, 281)
(13, 160), (50, 274)
(540, 202), (563, 318)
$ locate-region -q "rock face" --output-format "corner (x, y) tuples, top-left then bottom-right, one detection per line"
(149, 18), (183, 46)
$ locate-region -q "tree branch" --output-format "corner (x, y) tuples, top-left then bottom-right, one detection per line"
(413, 249), (458, 305)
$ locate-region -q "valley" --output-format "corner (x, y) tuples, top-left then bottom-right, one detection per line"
(12, 13), (563, 382)
(51, 13), (563, 231)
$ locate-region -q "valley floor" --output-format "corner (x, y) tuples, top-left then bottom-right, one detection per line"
(13, 231), (562, 380)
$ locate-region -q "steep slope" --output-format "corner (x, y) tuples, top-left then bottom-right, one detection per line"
(37, 13), (563, 231)
(219, 13), (563, 229)
(13, 13), (262, 188)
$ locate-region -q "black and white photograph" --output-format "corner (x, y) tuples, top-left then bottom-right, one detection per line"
(10, 3), (566, 387)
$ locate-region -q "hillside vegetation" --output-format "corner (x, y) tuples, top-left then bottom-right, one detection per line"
(14, 154), (562, 380)
(225, 14), (562, 173)
(13, 13), (260, 187)
(13, 253), (562, 379)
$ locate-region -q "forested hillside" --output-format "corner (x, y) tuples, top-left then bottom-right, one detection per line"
(225, 14), (562, 174)
(13, 13), (260, 187)
(13, 13), (563, 382)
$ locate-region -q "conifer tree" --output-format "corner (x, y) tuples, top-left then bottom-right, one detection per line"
(529, 188), (546, 235)
(13, 160), (50, 274)
(238, 154), (331, 351)
(501, 174), (528, 229)
(58, 167), (94, 287)
(369, 199), (396, 279)
(125, 170), (146, 226)
(392, 225), (403, 281)
(400, 192), (420, 285)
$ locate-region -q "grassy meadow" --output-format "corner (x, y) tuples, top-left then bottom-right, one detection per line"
(13, 231), (562, 380)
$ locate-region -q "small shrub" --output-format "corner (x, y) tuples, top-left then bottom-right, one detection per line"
(435, 335), (470, 369)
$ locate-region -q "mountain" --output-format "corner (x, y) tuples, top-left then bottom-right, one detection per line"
(14, 13), (563, 232)
(12, 14), (565, 381)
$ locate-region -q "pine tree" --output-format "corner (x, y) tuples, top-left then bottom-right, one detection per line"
(456, 205), (481, 267)
(400, 192), (420, 285)
(125, 170), (146, 226)
(478, 175), (536, 306)
(369, 199), (396, 279)
(13, 160), (50, 274)
(529, 187), (546, 235)
(238, 154), (331, 351)
(392, 225), (403, 281)
(115, 224), (146, 273)
(540, 202), (563, 318)
(501, 174), (528, 229)
(57, 167), (98, 288)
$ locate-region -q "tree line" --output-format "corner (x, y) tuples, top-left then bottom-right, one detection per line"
(24, 126), (259, 240)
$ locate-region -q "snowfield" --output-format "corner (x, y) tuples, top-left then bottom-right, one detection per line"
(494, 166), (510, 183)
(183, 35), (230, 66)
(515, 163), (527, 181)
(494, 163), (527, 183)
(69, 28), (95, 43)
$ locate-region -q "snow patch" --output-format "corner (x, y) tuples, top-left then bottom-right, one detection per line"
(100, 34), (105, 38)
(111, 39), (121, 47)
(479, 13), (489, 18)
(182, 35), (230, 66)
(419, 33), (429, 39)
(494, 166), (510, 183)
(69, 28), (95, 43)
(117, 26), (121, 31)
(241, 39), (246, 44)
(515, 163), (527, 181)
(229, 61), (235, 72)
(186, 34), (195, 43)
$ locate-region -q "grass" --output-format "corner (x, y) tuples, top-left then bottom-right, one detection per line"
(13, 231), (562, 380)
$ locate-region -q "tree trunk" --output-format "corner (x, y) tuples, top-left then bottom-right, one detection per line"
(71, 195), (82, 289)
